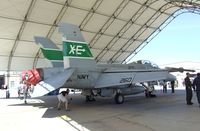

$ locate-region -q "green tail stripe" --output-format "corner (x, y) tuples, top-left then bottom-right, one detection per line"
(41, 48), (63, 60)
(63, 41), (93, 58)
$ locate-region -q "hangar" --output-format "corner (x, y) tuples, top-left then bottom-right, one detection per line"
(0, 0), (200, 73)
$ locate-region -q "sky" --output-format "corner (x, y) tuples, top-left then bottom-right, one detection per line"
(131, 13), (200, 66)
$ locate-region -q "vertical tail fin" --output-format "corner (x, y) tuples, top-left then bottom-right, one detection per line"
(58, 23), (96, 68)
(62, 41), (93, 58)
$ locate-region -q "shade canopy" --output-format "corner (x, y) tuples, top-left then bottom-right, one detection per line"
(0, 0), (200, 72)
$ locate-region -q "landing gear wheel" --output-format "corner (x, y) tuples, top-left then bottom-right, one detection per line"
(145, 90), (156, 98)
(86, 95), (96, 102)
(115, 93), (124, 104)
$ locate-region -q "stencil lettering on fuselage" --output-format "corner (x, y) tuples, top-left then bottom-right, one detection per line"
(77, 74), (89, 79)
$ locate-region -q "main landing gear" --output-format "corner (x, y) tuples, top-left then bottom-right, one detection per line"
(114, 93), (124, 104)
(86, 95), (96, 102)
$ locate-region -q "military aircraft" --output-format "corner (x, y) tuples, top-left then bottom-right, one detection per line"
(21, 23), (194, 104)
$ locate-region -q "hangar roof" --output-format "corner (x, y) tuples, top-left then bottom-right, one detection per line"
(0, 0), (200, 72)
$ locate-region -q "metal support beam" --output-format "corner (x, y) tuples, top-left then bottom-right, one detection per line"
(79, 0), (104, 30)
(109, 2), (175, 63)
(89, 0), (130, 48)
(95, 0), (158, 62)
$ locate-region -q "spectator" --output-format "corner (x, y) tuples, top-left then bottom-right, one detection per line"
(184, 73), (193, 105)
(171, 80), (175, 93)
(163, 82), (167, 93)
(193, 73), (200, 107)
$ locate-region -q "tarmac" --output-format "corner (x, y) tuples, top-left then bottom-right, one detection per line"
(0, 89), (200, 131)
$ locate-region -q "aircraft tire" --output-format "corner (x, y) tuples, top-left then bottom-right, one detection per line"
(86, 95), (96, 102)
(115, 93), (124, 104)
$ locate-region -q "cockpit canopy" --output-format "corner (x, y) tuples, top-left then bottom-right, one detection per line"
(136, 60), (159, 69)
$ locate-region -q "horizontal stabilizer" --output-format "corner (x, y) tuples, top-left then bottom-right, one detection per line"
(34, 36), (63, 67)
(30, 68), (74, 97)
(34, 36), (59, 49)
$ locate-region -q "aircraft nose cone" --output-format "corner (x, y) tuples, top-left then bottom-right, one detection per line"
(167, 74), (176, 81)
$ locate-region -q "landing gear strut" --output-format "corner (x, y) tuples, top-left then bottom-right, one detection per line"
(141, 83), (157, 98)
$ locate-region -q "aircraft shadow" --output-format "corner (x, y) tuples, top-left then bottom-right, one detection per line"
(6, 90), (187, 131)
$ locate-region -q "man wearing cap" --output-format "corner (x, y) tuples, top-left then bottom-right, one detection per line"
(193, 73), (200, 107)
(184, 73), (193, 105)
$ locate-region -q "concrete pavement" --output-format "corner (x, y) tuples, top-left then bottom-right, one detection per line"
(0, 90), (200, 131)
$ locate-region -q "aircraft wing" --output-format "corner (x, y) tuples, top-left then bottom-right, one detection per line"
(165, 67), (195, 73)
(31, 68), (74, 97)
(95, 70), (174, 88)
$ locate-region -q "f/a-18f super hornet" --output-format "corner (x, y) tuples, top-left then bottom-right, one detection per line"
(22, 23), (194, 104)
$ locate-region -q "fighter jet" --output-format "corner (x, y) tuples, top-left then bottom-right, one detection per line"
(21, 23), (194, 104)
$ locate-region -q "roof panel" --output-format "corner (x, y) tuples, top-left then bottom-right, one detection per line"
(126, 41), (141, 52)
(100, 51), (117, 62)
(104, 19), (127, 36)
(135, 0), (149, 5)
(53, 0), (66, 4)
(0, 18), (22, 39)
(84, 13), (109, 32)
(91, 48), (102, 58)
(82, 31), (96, 44)
(0, 39), (14, 55)
(29, 0), (62, 24)
(71, 0), (96, 10)
(136, 8), (157, 25)
(151, 13), (169, 27)
(149, 0), (168, 10)
(50, 27), (62, 45)
(123, 24), (141, 38)
(138, 28), (155, 40)
(0, 0), (31, 19)
(97, 0), (123, 16)
(21, 22), (51, 41)
(111, 38), (128, 50)
(14, 41), (39, 57)
(118, 1), (142, 21)
(115, 52), (130, 62)
(164, 6), (179, 14)
(0, 57), (8, 71)
(92, 35), (113, 49)
(10, 57), (34, 71)
(61, 7), (88, 25)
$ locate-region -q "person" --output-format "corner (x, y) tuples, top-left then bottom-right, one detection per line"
(184, 73), (193, 105)
(162, 82), (167, 93)
(18, 81), (23, 98)
(193, 73), (200, 107)
(57, 89), (70, 111)
(171, 80), (175, 93)
(23, 81), (29, 104)
(18, 86), (22, 98)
